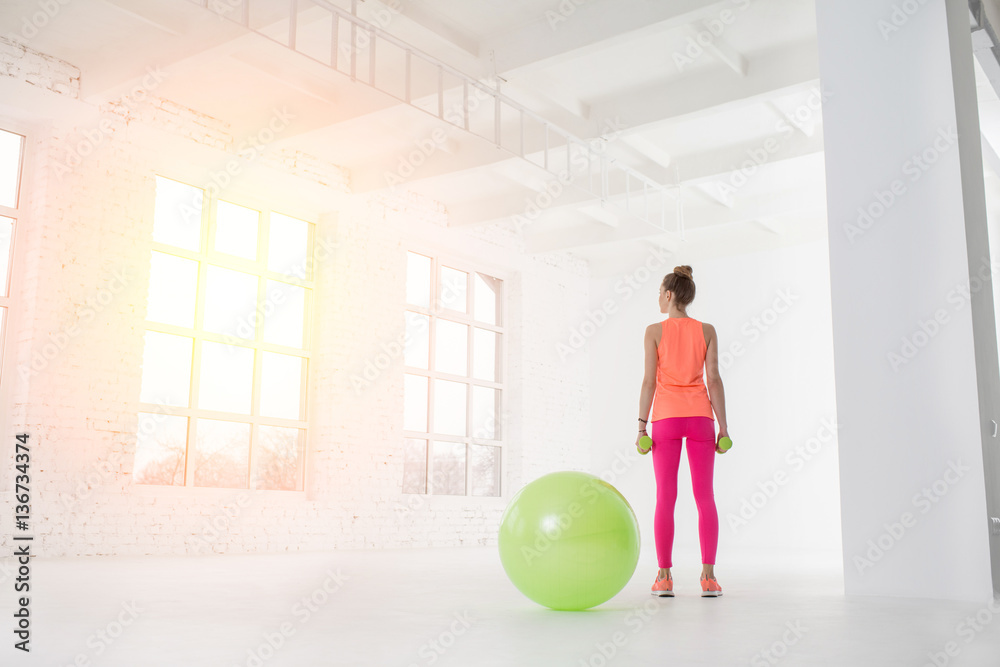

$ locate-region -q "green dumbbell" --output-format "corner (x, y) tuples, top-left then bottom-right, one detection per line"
(637, 434), (652, 455)
(718, 436), (733, 452)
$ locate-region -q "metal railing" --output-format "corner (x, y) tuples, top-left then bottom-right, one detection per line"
(191, 0), (681, 236)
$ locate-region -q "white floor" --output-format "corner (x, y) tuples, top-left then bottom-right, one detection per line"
(1, 545), (999, 666)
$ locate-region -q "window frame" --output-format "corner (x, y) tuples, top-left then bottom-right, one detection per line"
(402, 244), (508, 498)
(136, 174), (315, 493)
(0, 118), (30, 454)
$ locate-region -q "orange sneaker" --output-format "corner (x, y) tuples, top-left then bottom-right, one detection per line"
(700, 574), (722, 597)
(651, 573), (674, 597)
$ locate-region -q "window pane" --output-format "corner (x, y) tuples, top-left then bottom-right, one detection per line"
(194, 418), (250, 488)
(256, 426), (304, 491)
(263, 280), (306, 348)
(0, 129), (23, 208)
(134, 413), (187, 486)
(215, 200), (259, 260)
(404, 311), (429, 369)
(0, 216), (13, 296)
(259, 352), (303, 420)
(403, 374), (428, 432)
(402, 438), (427, 494)
(198, 341), (254, 414)
(432, 441), (466, 495)
(140, 331), (192, 407)
(154, 176), (203, 251)
(268, 212), (309, 277)
(435, 319), (467, 376)
(472, 386), (498, 440)
(433, 379), (466, 436)
(203, 265), (259, 340)
(440, 266), (467, 312)
(474, 273), (501, 325)
(406, 251), (431, 307)
(147, 251), (198, 327)
(470, 444), (500, 496)
(472, 328), (497, 382)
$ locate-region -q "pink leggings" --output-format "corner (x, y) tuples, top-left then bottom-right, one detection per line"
(650, 416), (718, 568)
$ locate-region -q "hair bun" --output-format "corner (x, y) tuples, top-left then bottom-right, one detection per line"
(673, 265), (693, 280)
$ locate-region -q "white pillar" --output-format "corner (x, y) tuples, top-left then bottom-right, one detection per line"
(816, 0), (999, 601)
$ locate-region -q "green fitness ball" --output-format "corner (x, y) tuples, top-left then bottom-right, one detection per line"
(497, 471), (641, 611)
(718, 436), (733, 452)
(638, 435), (652, 455)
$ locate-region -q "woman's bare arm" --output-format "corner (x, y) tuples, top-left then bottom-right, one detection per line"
(704, 323), (728, 436)
(637, 324), (658, 429)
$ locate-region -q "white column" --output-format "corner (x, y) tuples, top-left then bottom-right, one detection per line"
(816, 0), (998, 601)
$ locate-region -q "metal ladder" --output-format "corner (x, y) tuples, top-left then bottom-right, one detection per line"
(190, 0), (681, 237)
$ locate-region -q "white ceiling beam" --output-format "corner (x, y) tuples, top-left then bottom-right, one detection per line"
(620, 134), (673, 168)
(482, 0), (733, 74)
(594, 39), (820, 137)
(347, 43), (822, 193)
(765, 100), (814, 137)
(682, 24), (748, 75)
(693, 181), (734, 208)
(378, 0), (479, 57)
(523, 187), (823, 254)
(443, 143), (822, 230)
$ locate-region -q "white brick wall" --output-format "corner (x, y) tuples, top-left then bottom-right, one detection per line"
(0, 35), (79, 98)
(0, 47), (591, 558)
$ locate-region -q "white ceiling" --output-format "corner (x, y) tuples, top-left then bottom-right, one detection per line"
(5, 0), (991, 276)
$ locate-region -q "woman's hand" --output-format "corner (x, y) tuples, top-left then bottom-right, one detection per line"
(715, 428), (730, 454)
(636, 431), (651, 454)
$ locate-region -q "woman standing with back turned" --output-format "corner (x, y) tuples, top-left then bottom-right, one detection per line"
(635, 265), (729, 598)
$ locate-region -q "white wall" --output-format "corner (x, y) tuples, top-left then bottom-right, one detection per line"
(816, 0), (994, 601)
(0, 39), (592, 557)
(588, 238), (842, 568)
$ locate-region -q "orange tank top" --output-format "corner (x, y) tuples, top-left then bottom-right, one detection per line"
(651, 317), (715, 421)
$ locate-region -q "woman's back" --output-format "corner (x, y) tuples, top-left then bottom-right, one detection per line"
(651, 317), (714, 421)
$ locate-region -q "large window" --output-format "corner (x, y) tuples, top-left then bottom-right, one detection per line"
(0, 128), (23, 383)
(403, 251), (503, 496)
(135, 176), (313, 491)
